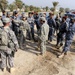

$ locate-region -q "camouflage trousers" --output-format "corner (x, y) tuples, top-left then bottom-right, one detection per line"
(0, 51), (14, 68)
(63, 40), (72, 52)
(48, 27), (54, 41)
(19, 31), (26, 49)
(56, 32), (64, 46)
(38, 40), (46, 54)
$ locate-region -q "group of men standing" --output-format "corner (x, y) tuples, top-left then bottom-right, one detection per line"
(0, 10), (75, 73)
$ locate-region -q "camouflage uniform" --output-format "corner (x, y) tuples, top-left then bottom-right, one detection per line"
(38, 17), (49, 55)
(56, 20), (69, 47)
(0, 20), (3, 27)
(58, 18), (75, 58)
(12, 15), (21, 39)
(0, 18), (19, 69)
(27, 16), (35, 40)
(19, 20), (31, 49)
(63, 22), (75, 53)
(47, 17), (56, 42)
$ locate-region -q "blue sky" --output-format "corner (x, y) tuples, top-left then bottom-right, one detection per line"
(8, 0), (75, 9)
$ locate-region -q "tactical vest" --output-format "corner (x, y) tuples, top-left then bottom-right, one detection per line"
(0, 27), (9, 50)
(0, 27), (8, 46)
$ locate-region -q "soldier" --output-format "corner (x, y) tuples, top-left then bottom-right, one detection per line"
(19, 14), (31, 49)
(65, 15), (70, 24)
(56, 17), (68, 49)
(6, 12), (13, 29)
(2, 10), (6, 19)
(0, 12), (3, 27)
(37, 17), (49, 56)
(12, 11), (20, 37)
(27, 12), (35, 41)
(0, 18), (19, 73)
(0, 13), (3, 58)
(34, 12), (40, 32)
(20, 12), (25, 20)
(55, 15), (61, 35)
(58, 18), (75, 58)
(47, 13), (56, 42)
(6, 12), (11, 18)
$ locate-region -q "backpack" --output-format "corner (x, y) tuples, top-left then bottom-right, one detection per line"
(0, 27), (8, 46)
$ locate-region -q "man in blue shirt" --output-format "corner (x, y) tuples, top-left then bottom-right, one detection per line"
(58, 17), (75, 58)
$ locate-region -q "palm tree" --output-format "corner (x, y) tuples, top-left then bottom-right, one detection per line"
(30, 5), (34, 11)
(50, 7), (55, 12)
(0, 0), (8, 11)
(45, 6), (49, 11)
(14, 0), (23, 10)
(65, 8), (70, 12)
(59, 7), (64, 13)
(52, 1), (59, 14)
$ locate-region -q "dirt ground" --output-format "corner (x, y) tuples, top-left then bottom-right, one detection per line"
(0, 29), (75, 75)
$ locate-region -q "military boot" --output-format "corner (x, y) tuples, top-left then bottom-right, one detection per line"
(1, 68), (6, 72)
